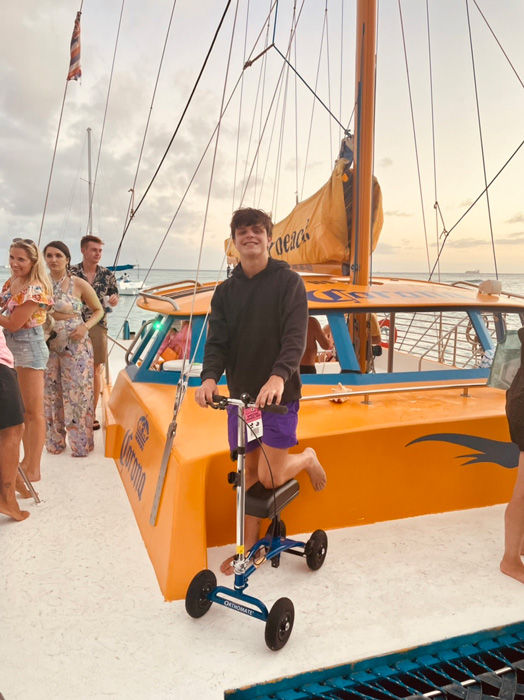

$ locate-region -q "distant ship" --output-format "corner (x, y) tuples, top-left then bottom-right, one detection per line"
(465, 269), (480, 275)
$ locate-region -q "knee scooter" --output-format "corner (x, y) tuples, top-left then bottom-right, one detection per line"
(185, 393), (328, 651)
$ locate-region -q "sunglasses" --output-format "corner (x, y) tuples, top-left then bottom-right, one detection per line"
(12, 237), (35, 245)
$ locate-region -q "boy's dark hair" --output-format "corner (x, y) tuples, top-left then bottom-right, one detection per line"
(80, 234), (104, 250)
(230, 208), (273, 240)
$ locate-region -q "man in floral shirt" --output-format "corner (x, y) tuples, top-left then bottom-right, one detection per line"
(71, 235), (118, 428)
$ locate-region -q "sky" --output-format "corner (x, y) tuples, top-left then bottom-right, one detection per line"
(1, 0), (523, 274)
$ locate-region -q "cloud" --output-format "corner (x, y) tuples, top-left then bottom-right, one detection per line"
(384, 210), (412, 218)
(506, 212), (524, 223)
(433, 233), (524, 248)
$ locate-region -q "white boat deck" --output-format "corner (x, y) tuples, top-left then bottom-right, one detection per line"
(2, 418), (524, 699)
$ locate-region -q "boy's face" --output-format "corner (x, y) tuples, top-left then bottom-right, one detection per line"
(233, 223), (271, 258)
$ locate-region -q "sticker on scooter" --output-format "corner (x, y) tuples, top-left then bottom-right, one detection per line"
(244, 407), (263, 441)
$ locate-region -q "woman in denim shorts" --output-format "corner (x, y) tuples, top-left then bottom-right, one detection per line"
(0, 239), (53, 484)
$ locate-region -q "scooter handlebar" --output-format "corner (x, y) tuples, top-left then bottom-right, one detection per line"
(210, 394), (288, 415)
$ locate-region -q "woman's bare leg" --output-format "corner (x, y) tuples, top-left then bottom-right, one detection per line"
(0, 423), (29, 521)
(16, 367), (46, 482)
(501, 451), (524, 582)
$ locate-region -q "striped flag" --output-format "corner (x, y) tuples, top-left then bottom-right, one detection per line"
(67, 12), (82, 81)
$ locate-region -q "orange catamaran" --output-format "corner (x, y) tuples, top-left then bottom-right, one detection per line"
(105, 0), (523, 601)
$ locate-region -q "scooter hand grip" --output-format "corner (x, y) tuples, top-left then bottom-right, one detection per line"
(211, 394), (227, 403)
(261, 403), (288, 415)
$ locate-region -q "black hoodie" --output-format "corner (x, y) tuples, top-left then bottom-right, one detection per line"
(200, 258), (308, 402)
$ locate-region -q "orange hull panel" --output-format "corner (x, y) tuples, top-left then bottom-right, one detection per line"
(106, 375), (515, 600)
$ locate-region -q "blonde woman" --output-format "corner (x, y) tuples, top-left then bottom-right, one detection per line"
(0, 238), (53, 483)
(43, 241), (103, 457)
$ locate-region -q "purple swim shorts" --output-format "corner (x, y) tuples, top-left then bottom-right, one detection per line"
(227, 400), (299, 454)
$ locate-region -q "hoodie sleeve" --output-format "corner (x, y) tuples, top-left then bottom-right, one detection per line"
(200, 285), (229, 384)
(271, 272), (308, 382)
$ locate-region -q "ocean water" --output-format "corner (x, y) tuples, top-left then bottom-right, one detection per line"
(1, 267), (523, 339)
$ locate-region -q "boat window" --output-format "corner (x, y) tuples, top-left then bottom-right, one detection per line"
(371, 310), (522, 374)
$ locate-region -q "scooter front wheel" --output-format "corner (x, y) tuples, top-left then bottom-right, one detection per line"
(185, 569), (217, 618)
(265, 597), (294, 651)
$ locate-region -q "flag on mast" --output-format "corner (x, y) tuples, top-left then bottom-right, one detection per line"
(67, 12), (82, 81)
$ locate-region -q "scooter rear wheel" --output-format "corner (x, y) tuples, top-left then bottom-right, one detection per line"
(265, 597), (295, 651)
(185, 569), (216, 618)
(305, 529), (328, 570)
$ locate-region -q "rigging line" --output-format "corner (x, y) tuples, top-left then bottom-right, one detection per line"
(37, 82), (69, 246)
(428, 138), (524, 279)
(300, 9), (327, 201)
(465, 0), (498, 280)
(397, 0), (431, 277)
(345, 103), (356, 133)
(339, 0), (344, 145)
(255, 66), (287, 209)
(61, 134), (87, 239)
(255, 9), (272, 205)
(232, 0), (250, 211)
(294, 3), (299, 204)
(88, 0), (126, 236)
(114, 0), (233, 249)
(271, 6), (298, 218)
(472, 0), (524, 89)
(324, 1), (333, 164)
(111, 72), (246, 345)
(116, 0), (179, 268)
(425, 0), (440, 280)
(240, 10), (271, 207)
(112, 9), (280, 341)
(241, 0), (308, 207)
(370, 0), (381, 287)
(178, 0), (241, 382)
(273, 46), (346, 134)
(271, 48), (290, 217)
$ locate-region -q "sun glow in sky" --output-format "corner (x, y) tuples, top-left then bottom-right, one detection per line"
(1, 0), (523, 273)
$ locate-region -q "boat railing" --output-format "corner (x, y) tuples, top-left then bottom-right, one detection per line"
(415, 317), (471, 370)
(452, 280), (524, 302)
(301, 380), (487, 405)
(381, 312), (482, 369)
(139, 291), (181, 311)
(124, 319), (155, 365)
(139, 280), (203, 299)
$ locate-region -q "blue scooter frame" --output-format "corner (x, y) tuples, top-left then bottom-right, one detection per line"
(185, 393), (328, 650)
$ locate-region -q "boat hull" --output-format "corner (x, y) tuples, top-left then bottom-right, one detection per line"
(106, 371), (516, 601)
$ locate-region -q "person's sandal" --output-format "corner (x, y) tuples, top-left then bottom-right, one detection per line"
(93, 420), (101, 431)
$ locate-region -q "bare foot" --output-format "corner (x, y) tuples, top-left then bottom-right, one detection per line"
(220, 555), (235, 576)
(25, 471), (41, 483)
(15, 474), (34, 499)
(0, 499), (30, 521)
(304, 447), (327, 491)
(500, 557), (524, 583)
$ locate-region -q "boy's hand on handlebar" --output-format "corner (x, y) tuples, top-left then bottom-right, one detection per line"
(195, 378), (218, 407)
(255, 375), (284, 408)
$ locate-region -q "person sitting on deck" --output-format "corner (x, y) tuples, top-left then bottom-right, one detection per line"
(154, 321), (191, 367)
(300, 316), (333, 374)
(195, 207), (327, 576)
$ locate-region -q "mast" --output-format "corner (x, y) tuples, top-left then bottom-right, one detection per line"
(87, 127), (93, 235)
(351, 0), (378, 370)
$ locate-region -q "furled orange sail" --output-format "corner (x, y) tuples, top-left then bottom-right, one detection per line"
(226, 157), (383, 271)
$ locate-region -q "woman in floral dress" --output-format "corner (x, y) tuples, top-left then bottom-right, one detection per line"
(0, 239), (53, 485)
(43, 241), (103, 457)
